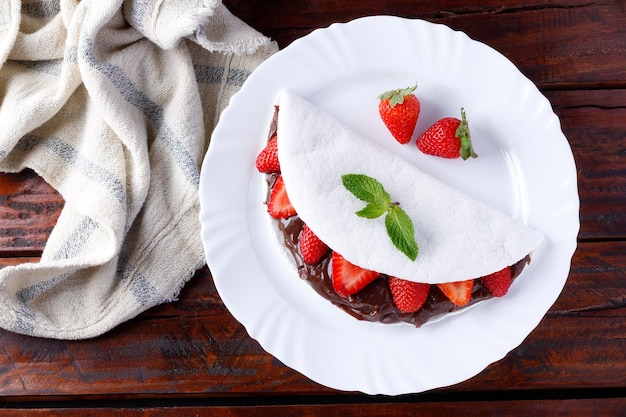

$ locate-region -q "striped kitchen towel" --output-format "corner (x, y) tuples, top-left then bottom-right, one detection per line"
(0, 0), (277, 339)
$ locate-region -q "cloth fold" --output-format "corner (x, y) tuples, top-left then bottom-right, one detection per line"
(0, 0), (277, 339)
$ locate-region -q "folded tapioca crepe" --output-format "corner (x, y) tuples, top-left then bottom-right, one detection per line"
(276, 89), (543, 284)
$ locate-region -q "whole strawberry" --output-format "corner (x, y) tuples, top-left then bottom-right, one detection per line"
(378, 84), (420, 144)
(416, 108), (477, 160)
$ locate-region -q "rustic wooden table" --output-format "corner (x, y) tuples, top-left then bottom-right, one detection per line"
(0, 1), (625, 415)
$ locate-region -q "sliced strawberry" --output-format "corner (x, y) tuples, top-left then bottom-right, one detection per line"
(267, 175), (296, 219)
(436, 279), (473, 306)
(388, 277), (430, 313)
(299, 224), (329, 265)
(331, 252), (380, 297)
(482, 267), (512, 297)
(255, 135), (280, 173)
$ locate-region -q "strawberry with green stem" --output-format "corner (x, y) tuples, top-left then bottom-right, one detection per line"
(378, 84), (421, 144)
(416, 108), (478, 160)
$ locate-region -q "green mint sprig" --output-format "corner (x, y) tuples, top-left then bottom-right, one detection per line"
(341, 174), (418, 261)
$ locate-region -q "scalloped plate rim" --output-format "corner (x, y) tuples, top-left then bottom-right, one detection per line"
(199, 16), (580, 395)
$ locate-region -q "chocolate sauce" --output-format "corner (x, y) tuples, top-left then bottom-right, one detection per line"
(264, 106), (530, 327)
(271, 204), (529, 327)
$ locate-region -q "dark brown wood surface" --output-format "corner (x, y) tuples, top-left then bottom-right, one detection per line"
(0, 1), (625, 415)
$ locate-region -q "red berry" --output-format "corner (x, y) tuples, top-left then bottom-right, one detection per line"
(436, 279), (474, 306)
(482, 267), (512, 297)
(416, 108), (477, 160)
(255, 135), (280, 173)
(331, 252), (380, 297)
(299, 224), (329, 265)
(378, 84), (420, 144)
(388, 277), (430, 313)
(267, 175), (296, 219)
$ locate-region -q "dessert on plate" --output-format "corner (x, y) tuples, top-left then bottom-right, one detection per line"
(256, 89), (543, 327)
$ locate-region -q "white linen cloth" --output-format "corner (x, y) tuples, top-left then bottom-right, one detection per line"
(0, 0), (277, 339)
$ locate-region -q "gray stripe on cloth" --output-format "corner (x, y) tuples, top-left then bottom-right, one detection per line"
(226, 68), (250, 87)
(65, 45), (78, 63)
(15, 273), (67, 334)
(129, 270), (160, 307)
(53, 216), (98, 260)
(21, 0), (60, 18)
(193, 65), (223, 84)
(14, 308), (35, 333)
(123, 0), (151, 33)
(16, 135), (127, 206)
(193, 65), (251, 87)
(16, 274), (67, 306)
(116, 255), (162, 307)
(14, 59), (63, 76)
(79, 37), (200, 187)
(12, 216), (98, 332)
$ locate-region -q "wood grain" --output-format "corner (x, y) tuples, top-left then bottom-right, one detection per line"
(546, 89), (626, 240)
(0, 169), (63, 256)
(0, 398), (625, 417)
(0, 239), (624, 400)
(0, 0), (624, 414)
(224, 0), (626, 88)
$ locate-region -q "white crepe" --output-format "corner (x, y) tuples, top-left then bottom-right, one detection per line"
(276, 90), (543, 284)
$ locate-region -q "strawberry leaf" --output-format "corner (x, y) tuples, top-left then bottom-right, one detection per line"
(378, 84), (417, 108)
(385, 205), (418, 261)
(456, 108), (478, 160)
(341, 174), (391, 206)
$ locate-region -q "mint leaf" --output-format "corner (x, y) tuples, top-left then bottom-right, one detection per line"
(342, 173), (419, 261)
(355, 201), (388, 219)
(342, 174), (391, 205)
(385, 206), (418, 261)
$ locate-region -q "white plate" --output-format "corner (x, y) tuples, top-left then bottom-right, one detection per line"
(199, 16), (579, 395)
